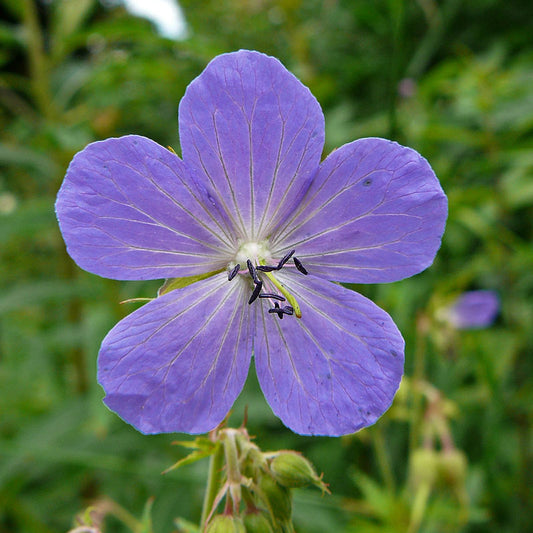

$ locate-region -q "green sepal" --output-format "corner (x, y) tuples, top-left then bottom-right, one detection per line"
(158, 270), (222, 296)
(163, 437), (219, 474)
(437, 449), (467, 487)
(205, 515), (246, 533)
(242, 510), (275, 533)
(256, 474), (293, 524)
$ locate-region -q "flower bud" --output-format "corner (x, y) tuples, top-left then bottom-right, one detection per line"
(438, 449), (467, 487)
(269, 451), (324, 490)
(409, 448), (440, 488)
(239, 442), (267, 479)
(242, 510), (275, 533)
(257, 474), (292, 523)
(205, 514), (246, 533)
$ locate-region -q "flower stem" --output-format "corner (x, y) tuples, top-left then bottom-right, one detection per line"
(386, 0), (405, 139)
(371, 425), (395, 494)
(407, 483), (431, 533)
(223, 429), (242, 513)
(21, 0), (58, 120)
(200, 441), (224, 530)
(409, 314), (429, 455)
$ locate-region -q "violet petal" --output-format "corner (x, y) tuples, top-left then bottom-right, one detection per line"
(254, 272), (404, 436)
(56, 135), (233, 280)
(272, 138), (447, 283)
(179, 50), (325, 242)
(447, 290), (499, 329)
(98, 273), (253, 434)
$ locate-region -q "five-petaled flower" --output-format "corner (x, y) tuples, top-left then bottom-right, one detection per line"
(444, 290), (499, 329)
(55, 50), (447, 436)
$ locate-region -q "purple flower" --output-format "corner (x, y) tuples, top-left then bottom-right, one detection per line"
(446, 291), (499, 329)
(55, 50), (447, 436)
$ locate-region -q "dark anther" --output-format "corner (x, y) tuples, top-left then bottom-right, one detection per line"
(268, 302), (294, 319)
(228, 263), (240, 281)
(293, 257), (308, 275)
(248, 280), (263, 304)
(277, 249), (295, 269)
(268, 302), (284, 319)
(259, 293), (286, 302)
(256, 265), (277, 272)
(246, 259), (260, 284)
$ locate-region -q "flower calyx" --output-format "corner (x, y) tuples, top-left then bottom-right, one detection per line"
(172, 421), (327, 532)
(205, 514), (246, 533)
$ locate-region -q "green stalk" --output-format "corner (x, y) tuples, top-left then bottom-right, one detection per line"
(407, 483), (431, 533)
(371, 425), (396, 494)
(406, 0), (462, 78)
(22, 0), (58, 120)
(387, 0), (405, 139)
(200, 441), (224, 530)
(409, 316), (429, 455)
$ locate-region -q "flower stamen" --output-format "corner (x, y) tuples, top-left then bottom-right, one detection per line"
(234, 247), (305, 318)
(256, 265), (277, 272)
(277, 249), (295, 269)
(262, 270), (302, 318)
(246, 259), (260, 284)
(248, 280), (263, 304)
(293, 257), (308, 275)
(268, 302), (295, 319)
(268, 302), (283, 319)
(227, 263), (241, 281)
(255, 251), (308, 276)
(259, 293), (286, 302)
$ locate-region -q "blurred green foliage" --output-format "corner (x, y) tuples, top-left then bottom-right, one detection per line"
(1, 0), (532, 532)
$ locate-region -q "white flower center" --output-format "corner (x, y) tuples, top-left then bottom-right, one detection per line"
(226, 243), (308, 320)
(234, 241), (271, 265)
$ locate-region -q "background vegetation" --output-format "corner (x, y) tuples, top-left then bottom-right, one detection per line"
(1, 0), (532, 531)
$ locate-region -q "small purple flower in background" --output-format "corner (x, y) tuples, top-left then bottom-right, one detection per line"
(55, 50), (447, 436)
(445, 291), (499, 329)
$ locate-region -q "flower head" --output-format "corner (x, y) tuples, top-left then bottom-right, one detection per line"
(444, 290), (499, 329)
(55, 50), (447, 436)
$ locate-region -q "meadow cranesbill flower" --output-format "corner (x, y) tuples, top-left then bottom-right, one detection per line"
(445, 290), (499, 329)
(56, 50), (447, 436)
